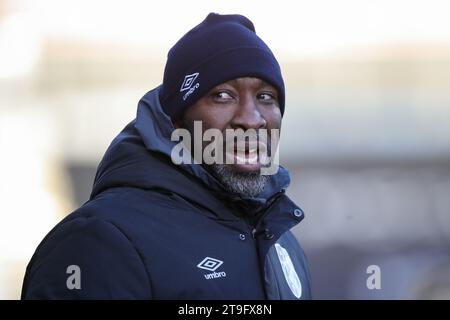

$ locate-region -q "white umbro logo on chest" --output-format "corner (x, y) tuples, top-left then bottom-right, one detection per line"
(197, 257), (227, 280)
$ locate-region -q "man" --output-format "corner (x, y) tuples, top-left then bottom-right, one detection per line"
(22, 13), (311, 300)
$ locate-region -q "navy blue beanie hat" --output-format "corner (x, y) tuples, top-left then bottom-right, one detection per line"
(159, 12), (285, 120)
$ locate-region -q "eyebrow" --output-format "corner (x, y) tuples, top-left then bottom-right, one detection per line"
(225, 78), (271, 88)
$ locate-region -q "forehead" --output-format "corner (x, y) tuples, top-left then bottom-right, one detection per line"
(217, 77), (274, 88)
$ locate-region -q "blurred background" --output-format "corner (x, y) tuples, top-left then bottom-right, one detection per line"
(1, 0), (449, 299)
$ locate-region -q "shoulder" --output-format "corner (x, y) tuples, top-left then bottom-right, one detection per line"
(22, 203), (152, 299)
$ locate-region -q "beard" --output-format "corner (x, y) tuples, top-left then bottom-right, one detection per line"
(206, 163), (270, 198)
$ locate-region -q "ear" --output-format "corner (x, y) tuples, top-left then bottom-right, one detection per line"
(172, 116), (183, 129)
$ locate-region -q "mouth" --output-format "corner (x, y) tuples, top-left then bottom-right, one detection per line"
(225, 141), (268, 172)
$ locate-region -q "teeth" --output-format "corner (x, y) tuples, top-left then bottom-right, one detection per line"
(235, 149), (258, 163)
(234, 146), (258, 152)
(235, 154), (258, 164)
(235, 148), (257, 152)
(225, 144), (264, 164)
(247, 155), (258, 163)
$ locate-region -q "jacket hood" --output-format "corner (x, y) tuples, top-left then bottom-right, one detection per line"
(90, 86), (292, 218)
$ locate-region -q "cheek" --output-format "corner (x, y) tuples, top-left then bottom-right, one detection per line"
(183, 104), (232, 135)
(264, 109), (282, 130)
(194, 110), (231, 131)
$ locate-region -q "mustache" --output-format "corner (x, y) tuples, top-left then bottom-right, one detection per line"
(222, 129), (271, 148)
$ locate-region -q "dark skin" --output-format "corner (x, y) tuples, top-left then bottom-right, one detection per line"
(174, 77), (282, 173)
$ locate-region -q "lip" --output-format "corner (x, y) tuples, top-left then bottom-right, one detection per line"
(224, 141), (268, 172)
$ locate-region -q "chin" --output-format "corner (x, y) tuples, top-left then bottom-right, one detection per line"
(226, 163), (262, 174)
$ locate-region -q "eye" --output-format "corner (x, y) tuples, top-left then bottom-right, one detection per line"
(258, 92), (276, 101)
(212, 90), (234, 101)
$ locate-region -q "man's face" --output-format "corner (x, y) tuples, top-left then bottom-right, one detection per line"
(175, 77), (282, 197)
(176, 77), (282, 172)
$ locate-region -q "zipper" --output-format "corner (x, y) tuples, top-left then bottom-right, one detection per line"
(251, 227), (257, 239)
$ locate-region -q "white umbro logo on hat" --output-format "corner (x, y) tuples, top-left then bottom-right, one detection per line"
(180, 72), (200, 101)
(180, 72), (199, 92)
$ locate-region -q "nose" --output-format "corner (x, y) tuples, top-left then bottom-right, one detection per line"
(230, 95), (267, 130)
